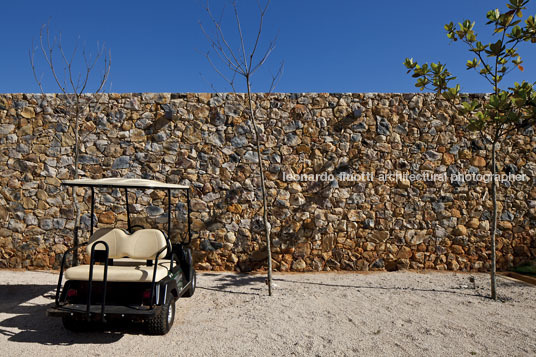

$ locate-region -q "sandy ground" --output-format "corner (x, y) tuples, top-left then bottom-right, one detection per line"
(0, 270), (534, 357)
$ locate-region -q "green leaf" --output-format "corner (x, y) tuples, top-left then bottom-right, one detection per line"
(466, 58), (480, 70)
(489, 40), (504, 56)
(487, 9), (499, 21)
(403, 58), (416, 69)
(415, 77), (429, 90)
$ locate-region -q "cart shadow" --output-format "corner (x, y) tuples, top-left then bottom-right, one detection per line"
(0, 284), (133, 345)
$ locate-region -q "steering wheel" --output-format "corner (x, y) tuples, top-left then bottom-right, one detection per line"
(129, 224), (146, 233)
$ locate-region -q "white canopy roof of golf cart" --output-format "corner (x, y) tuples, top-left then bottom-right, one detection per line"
(63, 178), (189, 189)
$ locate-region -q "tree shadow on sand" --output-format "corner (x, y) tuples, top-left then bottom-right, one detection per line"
(0, 284), (143, 345)
(197, 273), (493, 298)
(194, 272), (523, 301)
(197, 273), (266, 296)
(271, 277), (509, 299)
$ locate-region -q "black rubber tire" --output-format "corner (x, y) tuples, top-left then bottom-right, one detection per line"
(146, 294), (176, 335)
(62, 317), (93, 332)
(183, 269), (196, 298)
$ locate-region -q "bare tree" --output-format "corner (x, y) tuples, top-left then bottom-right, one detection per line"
(200, 0), (283, 295)
(30, 23), (111, 266)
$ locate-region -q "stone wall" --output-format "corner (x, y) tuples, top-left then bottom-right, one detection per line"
(0, 92), (535, 272)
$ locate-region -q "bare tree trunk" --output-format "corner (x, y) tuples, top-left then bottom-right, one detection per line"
(246, 78), (272, 296)
(30, 23), (110, 268)
(199, 1), (281, 295)
(490, 140), (497, 300)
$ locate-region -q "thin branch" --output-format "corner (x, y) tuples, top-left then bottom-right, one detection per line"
(29, 42), (45, 95)
(251, 37), (276, 74)
(232, 1), (249, 72)
(203, 0), (245, 74)
(58, 37), (79, 96)
(200, 21), (244, 75)
(268, 60), (284, 94)
(199, 71), (221, 92)
(94, 48), (112, 94)
(39, 24), (67, 93)
(203, 50), (237, 92)
(463, 39), (495, 86)
(249, 0), (271, 71)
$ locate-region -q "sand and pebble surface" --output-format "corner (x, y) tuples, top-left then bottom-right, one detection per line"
(0, 269), (534, 356)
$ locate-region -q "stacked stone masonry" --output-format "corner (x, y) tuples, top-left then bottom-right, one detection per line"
(0, 92), (535, 272)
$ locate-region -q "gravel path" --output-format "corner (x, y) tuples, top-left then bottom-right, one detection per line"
(0, 270), (534, 356)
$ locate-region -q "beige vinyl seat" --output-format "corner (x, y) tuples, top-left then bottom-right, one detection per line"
(65, 228), (171, 283)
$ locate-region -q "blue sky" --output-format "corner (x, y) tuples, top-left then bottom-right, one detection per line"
(1, 0), (535, 93)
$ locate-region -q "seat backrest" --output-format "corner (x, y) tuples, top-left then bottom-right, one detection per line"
(87, 228), (127, 258)
(128, 229), (168, 259)
(87, 228), (167, 260)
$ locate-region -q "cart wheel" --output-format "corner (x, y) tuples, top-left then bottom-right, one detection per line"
(146, 294), (176, 335)
(183, 269), (196, 298)
(62, 317), (93, 332)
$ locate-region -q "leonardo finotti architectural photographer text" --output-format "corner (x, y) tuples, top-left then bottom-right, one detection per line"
(282, 171), (528, 184)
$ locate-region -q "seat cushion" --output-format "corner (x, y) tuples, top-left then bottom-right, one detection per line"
(113, 258), (171, 267)
(65, 261), (172, 283)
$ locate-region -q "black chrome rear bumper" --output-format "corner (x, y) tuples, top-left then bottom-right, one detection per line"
(47, 304), (161, 321)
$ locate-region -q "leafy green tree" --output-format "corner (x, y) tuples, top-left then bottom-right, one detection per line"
(404, 0), (536, 300)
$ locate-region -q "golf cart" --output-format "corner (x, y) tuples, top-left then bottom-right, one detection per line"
(46, 178), (196, 335)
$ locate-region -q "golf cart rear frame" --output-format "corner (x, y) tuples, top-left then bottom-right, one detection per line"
(47, 178), (196, 332)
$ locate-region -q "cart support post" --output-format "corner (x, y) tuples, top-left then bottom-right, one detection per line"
(125, 188), (131, 233)
(90, 187), (95, 236)
(150, 245), (168, 309)
(187, 188), (192, 245)
(167, 188), (171, 238)
(73, 226), (79, 267)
